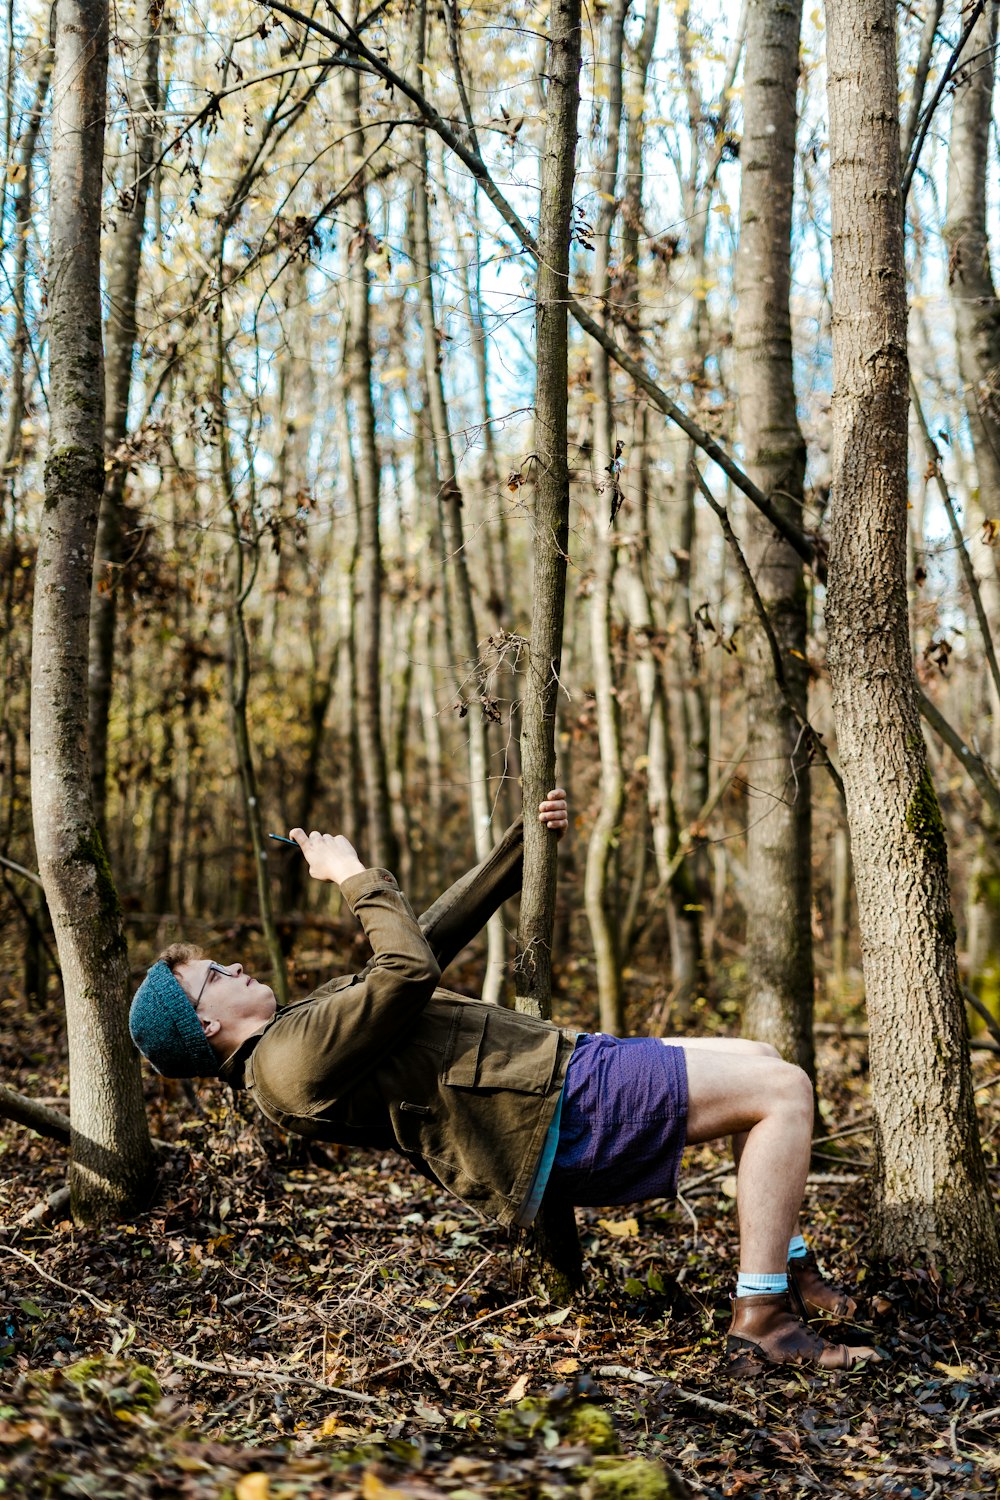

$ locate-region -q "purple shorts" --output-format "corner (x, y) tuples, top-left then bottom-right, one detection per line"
(545, 1034), (689, 1206)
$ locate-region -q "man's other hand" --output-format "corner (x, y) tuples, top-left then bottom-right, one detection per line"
(538, 788), (569, 840)
(288, 829), (368, 885)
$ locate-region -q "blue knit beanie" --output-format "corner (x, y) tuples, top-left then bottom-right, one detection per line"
(129, 961), (221, 1078)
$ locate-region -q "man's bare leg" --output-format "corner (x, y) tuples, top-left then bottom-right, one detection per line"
(672, 1036), (856, 1318)
(672, 1037), (804, 1244)
(679, 1046), (811, 1273)
(672, 1042), (875, 1367)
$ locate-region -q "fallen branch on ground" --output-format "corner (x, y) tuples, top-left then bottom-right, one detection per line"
(597, 1365), (757, 1426)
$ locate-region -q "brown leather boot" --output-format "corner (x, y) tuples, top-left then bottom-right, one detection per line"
(788, 1251), (858, 1320)
(726, 1293), (877, 1373)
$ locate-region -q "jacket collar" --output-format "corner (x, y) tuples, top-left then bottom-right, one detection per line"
(217, 1019), (271, 1089)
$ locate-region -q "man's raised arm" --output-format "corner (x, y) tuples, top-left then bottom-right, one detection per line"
(417, 790), (568, 976)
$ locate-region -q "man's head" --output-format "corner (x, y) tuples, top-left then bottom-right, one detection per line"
(129, 943), (278, 1077)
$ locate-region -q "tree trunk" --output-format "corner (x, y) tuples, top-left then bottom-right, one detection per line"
(734, 0), (815, 1076)
(514, 0), (584, 1301)
(584, 0), (629, 1036)
(88, 0), (162, 842)
(945, 0), (1000, 1012)
(825, 0), (999, 1275)
(215, 283), (289, 1007)
(409, 0), (506, 1001)
(342, 58), (397, 872)
(31, 0), (152, 1223)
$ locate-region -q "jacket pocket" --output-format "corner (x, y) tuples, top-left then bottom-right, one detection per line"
(443, 1006), (559, 1094)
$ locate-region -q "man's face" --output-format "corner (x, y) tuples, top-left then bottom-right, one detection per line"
(176, 959), (277, 1040)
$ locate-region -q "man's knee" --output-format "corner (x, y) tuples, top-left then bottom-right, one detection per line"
(770, 1060), (814, 1120)
(744, 1039), (781, 1061)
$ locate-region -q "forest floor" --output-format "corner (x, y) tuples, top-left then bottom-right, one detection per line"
(2, 945), (1000, 1500)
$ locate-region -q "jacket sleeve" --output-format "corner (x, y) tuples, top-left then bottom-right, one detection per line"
(416, 815), (525, 975)
(249, 869), (441, 1113)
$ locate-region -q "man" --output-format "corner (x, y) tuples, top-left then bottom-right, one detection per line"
(130, 791), (878, 1372)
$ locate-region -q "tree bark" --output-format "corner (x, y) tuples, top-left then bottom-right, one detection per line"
(409, 0), (506, 1001)
(734, 0), (815, 1077)
(341, 56), (397, 871)
(825, 0), (999, 1274)
(215, 288), (290, 1007)
(514, 0), (581, 1020)
(945, 0), (1000, 1010)
(584, 0), (629, 1035)
(87, 0), (162, 843)
(514, 0), (584, 1301)
(31, 0), (152, 1223)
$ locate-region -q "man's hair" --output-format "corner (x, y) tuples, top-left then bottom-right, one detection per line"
(157, 942), (204, 974)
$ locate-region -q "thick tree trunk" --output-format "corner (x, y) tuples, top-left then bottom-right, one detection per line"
(584, 0), (629, 1035)
(31, 0), (152, 1223)
(825, 0), (999, 1275)
(734, 0), (814, 1076)
(88, 0), (162, 842)
(514, 0), (584, 1301)
(342, 59), (397, 871)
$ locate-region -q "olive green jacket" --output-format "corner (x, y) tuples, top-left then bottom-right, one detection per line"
(220, 818), (576, 1227)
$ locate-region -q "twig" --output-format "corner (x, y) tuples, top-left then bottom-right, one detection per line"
(900, 0), (946, 166)
(691, 464), (845, 805)
(0, 1245), (115, 1311)
(596, 1365), (757, 1427)
(169, 1350), (377, 1403)
(640, 738), (749, 922)
(910, 381), (1000, 708)
(963, 987), (1000, 1051)
(0, 853), (44, 887)
(0, 1245), (376, 1404)
(902, 0), (988, 203)
(370, 1294), (540, 1378)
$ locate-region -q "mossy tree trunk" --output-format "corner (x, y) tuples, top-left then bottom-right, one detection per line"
(31, 0), (152, 1223)
(825, 0), (999, 1275)
(514, 0), (584, 1302)
(734, 0), (815, 1078)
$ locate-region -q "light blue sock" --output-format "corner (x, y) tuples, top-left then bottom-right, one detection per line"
(787, 1235), (808, 1261)
(735, 1271), (788, 1298)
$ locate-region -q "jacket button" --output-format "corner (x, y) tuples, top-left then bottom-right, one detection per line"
(383, 874), (393, 882)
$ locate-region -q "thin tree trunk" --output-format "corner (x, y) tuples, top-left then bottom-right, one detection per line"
(513, 0), (584, 1301)
(945, 0), (1000, 1008)
(409, 0), (505, 1000)
(584, 0), (629, 1035)
(734, 0), (815, 1077)
(88, 0), (162, 841)
(825, 0), (999, 1275)
(215, 281), (289, 1007)
(341, 58), (397, 871)
(31, 0), (152, 1223)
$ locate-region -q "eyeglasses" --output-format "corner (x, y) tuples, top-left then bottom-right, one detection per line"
(195, 961), (235, 1007)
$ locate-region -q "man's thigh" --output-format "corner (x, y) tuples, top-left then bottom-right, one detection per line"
(666, 1036), (778, 1057)
(679, 1045), (797, 1146)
